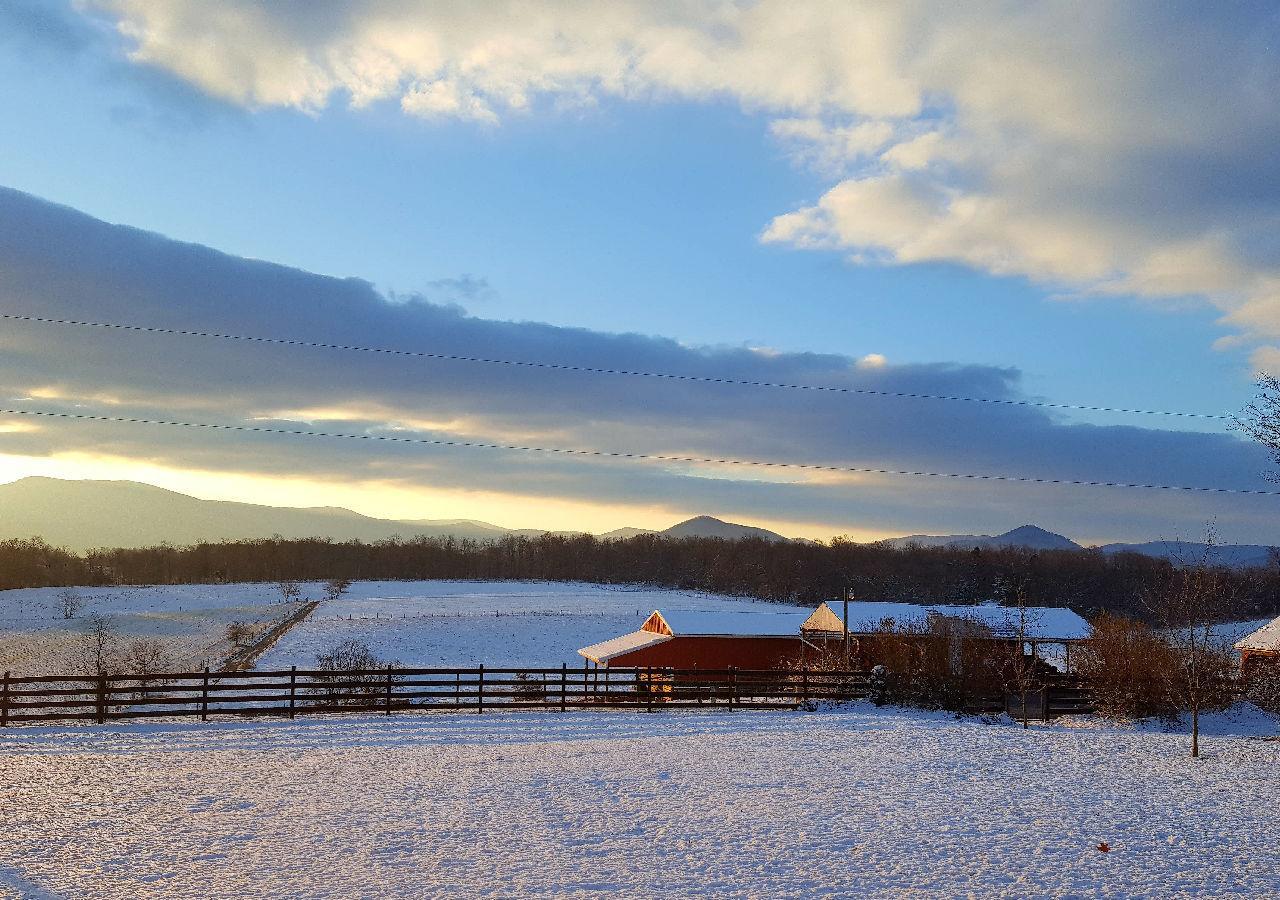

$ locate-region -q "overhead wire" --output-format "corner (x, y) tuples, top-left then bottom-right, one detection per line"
(3, 407), (1275, 497)
(0, 313), (1233, 421)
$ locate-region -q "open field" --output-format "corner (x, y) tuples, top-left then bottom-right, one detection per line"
(255, 580), (800, 669)
(0, 584), (302, 677)
(0, 705), (1276, 899)
(0, 580), (800, 677)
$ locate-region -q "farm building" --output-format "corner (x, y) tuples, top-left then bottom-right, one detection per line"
(578, 601), (1091, 674)
(577, 609), (823, 672)
(802, 599), (1091, 672)
(802, 600), (1090, 641)
(1235, 615), (1280, 674)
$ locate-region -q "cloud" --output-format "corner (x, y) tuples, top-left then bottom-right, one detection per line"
(0, 186), (1275, 542)
(81, 1), (1280, 364)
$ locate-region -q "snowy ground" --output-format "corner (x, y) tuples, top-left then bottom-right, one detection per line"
(0, 704), (1275, 899)
(256, 580), (799, 670)
(0, 584), (302, 676)
(1218, 616), (1276, 647)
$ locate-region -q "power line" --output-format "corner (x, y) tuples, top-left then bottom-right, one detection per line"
(0, 312), (1233, 422)
(3, 406), (1275, 497)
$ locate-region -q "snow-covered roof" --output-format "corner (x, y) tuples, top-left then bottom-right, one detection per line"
(1234, 615), (1280, 652)
(806, 601), (1090, 641)
(930, 605), (1090, 641)
(804, 602), (933, 633)
(656, 610), (813, 636)
(578, 630), (672, 663)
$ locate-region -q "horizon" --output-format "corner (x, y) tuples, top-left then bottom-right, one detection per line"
(1, 473), (1267, 551)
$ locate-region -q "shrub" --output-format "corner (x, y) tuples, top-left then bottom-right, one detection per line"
(225, 621), (256, 649)
(1243, 663), (1280, 714)
(312, 640), (393, 706)
(57, 588), (85, 619)
(123, 638), (176, 699)
(1074, 613), (1234, 723)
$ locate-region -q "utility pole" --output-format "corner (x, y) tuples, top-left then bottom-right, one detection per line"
(843, 587), (853, 669)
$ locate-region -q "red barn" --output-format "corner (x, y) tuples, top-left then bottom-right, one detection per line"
(578, 609), (818, 673)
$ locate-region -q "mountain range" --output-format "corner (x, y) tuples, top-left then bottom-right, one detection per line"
(884, 524), (1277, 569)
(0, 477), (1272, 567)
(0, 477), (786, 551)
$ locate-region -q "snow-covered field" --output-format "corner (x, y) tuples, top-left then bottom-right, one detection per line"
(0, 580), (798, 676)
(256, 580), (798, 670)
(0, 705), (1275, 899)
(0, 584), (302, 676)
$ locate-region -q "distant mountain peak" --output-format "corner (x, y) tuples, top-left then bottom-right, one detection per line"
(662, 516), (788, 542)
(884, 524), (1080, 552)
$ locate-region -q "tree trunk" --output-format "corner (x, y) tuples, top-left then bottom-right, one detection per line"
(1191, 699), (1200, 759)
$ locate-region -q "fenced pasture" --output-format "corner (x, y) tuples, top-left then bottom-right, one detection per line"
(0, 665), (1095, 725)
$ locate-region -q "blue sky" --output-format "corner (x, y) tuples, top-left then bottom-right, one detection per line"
(0, 1), (1277, 543)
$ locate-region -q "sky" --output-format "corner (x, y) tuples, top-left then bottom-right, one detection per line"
(0, 0), (1278, 545)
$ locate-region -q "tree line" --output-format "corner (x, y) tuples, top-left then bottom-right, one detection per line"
(2, 532), (1278, 622)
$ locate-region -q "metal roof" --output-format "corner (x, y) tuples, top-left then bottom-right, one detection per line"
(577, 630), (672, 663)
(655, 610), (813, 636)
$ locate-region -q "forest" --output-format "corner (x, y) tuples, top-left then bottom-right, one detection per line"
(2, 532), (1278, 623)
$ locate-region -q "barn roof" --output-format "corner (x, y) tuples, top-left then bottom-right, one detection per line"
(656, 610), (812, 636)
(1234, 615), (1280, 652)
(578, 630), (672, 664)
(804, 600), (1090, 641)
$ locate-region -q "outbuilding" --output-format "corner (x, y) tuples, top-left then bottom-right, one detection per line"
(1235, 615), (1280, 674)
(577, 609), (818, 672)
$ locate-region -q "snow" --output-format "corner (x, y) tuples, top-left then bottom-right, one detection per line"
(0, 584), (302, 676)
(657, 609), (815, 635)
(578, 629), (671, 663)
(0, 705), (1275, 898)
(257, 581), (810, 669)
(812, 600), (1091, 640)
(1233, 615), (1280, 652)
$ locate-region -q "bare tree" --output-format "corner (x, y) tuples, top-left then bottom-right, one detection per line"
(76, 613), (120, 676)
(996, 581), (1046, 729)
(57, 588), (85, 620)
(277, 580), (302, 603)
(1233, 373), (1280, 479)
(1144, 536), (1236, 758)
(323, 577), (353, 602)
(123, 638), (176, 699)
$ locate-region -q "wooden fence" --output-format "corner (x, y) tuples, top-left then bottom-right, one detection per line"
(0, 666), (877, 725)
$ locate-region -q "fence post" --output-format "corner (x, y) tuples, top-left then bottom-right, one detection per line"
(802, 669), (808, 703)
(729, 667), (737, 710)
(477, 664), (484, 715)
(646, 666), (653, 713)
(385, 665), (394, 716)
(560, 663), (567, 712)
(1, 671), (8, 727)
(289, 665), (297, 720)
(455, 671), (460, 709)
(200, 667), (210, 722)
(96, 671), (108, 724)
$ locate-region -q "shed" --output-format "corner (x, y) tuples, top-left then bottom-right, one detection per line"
(577, 608), (813, 672)
(1234, 615), (1280, 674)
(802, 599), (1090, 673)
(802, 600), (1089, 641)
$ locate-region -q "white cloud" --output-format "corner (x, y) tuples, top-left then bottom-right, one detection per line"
(87, 1), (1280, 363)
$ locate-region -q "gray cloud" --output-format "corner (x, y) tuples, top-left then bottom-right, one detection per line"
(0, 186), (1276, 542)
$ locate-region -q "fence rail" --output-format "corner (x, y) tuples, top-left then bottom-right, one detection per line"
(0, 666), (882, 725)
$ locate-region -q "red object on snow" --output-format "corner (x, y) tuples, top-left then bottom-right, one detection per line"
(1096, 843), (1111, 853)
